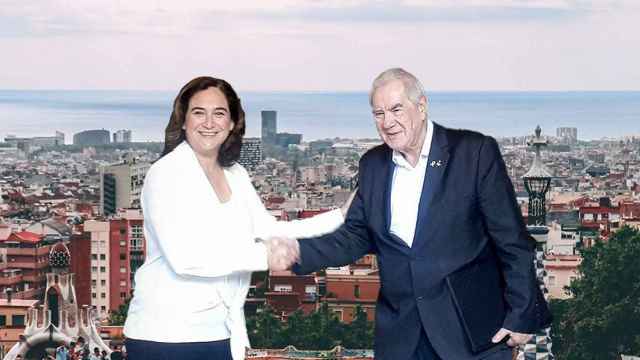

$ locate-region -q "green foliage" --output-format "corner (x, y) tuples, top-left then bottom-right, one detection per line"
(246, 305), (285, 348)
(108, 298), (131, 326)
(247, 302), (375, 350)
(551, 226), (640, 360)
(342, 305), (374, 349)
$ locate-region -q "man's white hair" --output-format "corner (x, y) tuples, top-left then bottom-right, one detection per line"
(369, 68), (426, 107)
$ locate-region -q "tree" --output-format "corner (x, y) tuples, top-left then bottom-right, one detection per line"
(246, 305), (284, 348)
(551, 226), (640, 359)
(343, 305), (374, 349)
(108, 298), (131, 326)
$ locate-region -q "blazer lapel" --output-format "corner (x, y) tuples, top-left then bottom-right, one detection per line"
(379, 147), (412, 250)
(411, 123), (450, 251)
(384, 149), (394, 232)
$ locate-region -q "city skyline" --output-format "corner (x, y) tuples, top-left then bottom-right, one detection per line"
(1, 0), (639, 92)
(2, 90), (639, 142)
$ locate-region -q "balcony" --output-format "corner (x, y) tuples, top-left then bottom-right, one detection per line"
(0, 274), (23, 286)
(0, 287), (43, 300)
(5, 247), (51, 256)
(22, 274), (46, 283)
(4, 262), (49, 270)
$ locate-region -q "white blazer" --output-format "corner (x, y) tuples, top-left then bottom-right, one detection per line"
(123, 141), (343, 359)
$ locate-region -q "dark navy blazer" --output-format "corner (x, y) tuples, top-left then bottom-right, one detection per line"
(293, 123), (552, 360)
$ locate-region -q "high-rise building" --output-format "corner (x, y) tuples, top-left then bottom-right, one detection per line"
(82, 209), (145, 319)
(556, 127), (578, 145)
(2, 132), (65, 154)
(69, 231), (91, 307)
(83, 220), (111, 319)
(261, 110), (277, 147)
(73, 129), (110, 146)
(276, 133), (302, 148)
(110, 209), (145, 302)
(100, 154), (150, 215)
(113, 129), (132, 143)
(239, 137), (263, 170)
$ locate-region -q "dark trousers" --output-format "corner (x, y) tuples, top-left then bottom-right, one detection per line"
(125, 338), (232, 360)
(411, 330), (514, 360)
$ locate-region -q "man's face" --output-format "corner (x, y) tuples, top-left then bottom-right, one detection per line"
(371, 80), (426, 154)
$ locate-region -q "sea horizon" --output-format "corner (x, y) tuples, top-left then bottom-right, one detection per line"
(1, 90), (639, 143)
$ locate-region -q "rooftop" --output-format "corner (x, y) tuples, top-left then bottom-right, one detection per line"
(0, 298), (39, 307)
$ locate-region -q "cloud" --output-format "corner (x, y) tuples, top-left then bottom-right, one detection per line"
(0, 0), (629, 38)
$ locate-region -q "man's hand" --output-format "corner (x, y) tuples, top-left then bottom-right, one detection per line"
(492, 328), (532, 347)
(264, 237), (300, 271)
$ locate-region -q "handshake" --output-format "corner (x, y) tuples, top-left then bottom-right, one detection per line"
(262, 237), (300, 271)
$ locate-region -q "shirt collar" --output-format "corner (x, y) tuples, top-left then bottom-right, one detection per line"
(391, 119), (433, 169)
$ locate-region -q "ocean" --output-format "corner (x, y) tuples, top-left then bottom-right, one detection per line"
(0, 90), (639, 143)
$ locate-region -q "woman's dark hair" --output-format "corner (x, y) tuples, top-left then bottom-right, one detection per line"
(161, 76), (246, 167)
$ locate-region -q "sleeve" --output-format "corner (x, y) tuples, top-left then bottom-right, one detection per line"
(240, 166), (344, 240)
(476, 136), (540, 333)
(292, 166), (374, 275)
(142, 167), (268, 278)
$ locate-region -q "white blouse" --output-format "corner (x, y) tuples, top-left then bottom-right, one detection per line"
(123, 141), (343, 360)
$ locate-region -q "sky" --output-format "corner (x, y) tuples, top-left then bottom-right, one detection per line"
(1, 0), (639, 92)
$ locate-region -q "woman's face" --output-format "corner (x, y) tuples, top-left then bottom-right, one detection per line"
(183, 87), (235, 158)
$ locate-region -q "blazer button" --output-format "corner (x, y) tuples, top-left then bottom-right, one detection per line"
(416, 296), (424, 301)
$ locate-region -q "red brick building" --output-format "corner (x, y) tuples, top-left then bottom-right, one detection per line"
(108, 219), (133, 312)
(0, 231), (51, 300)
(109, 210), (145, 312)
(324, 269), (379, 323)
(619, 199), (640, 220)
(266, 271), (318, 319)
(69, 230), (92, 307)
(579, 197), (621, 239)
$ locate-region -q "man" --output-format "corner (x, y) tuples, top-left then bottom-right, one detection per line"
(274, 68), (551, 359)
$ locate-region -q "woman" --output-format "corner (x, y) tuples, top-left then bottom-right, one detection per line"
(123, 77), (351, 360)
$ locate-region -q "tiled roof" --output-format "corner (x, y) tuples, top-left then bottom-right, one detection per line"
(7, 231), (43, 243)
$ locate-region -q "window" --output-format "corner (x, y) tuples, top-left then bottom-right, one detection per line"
(120, 229), (126, 235)
(11, 315), (25, 326)
(92, 292), (97, 298)
(354, 285), (361, 298)
(120, 240), (126, 247)
(91, 254), (97, 260)
(120, 267), (126, 273)
(0, 315), (6, 326)
(120, 280), (127, 287)
(548, 276), (556, 286)
(91, 266), (97, 273)
(569, 276), (577, 283)
(120, 254), (127, 260)
(100, 266), (106, 273)
(100, 254), (106, 260)
(91, 280), (97, 288)
(305, 285), (316, 294)
(101, 280), (106, 286)
(120, 292), (127, 299)
(332, 310), (344, 321)
(101, 306), (106, 311)
(101, 293), (106, 299)
(274, 285), (292, 292)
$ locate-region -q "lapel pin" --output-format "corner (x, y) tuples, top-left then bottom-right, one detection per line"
(430, 160), (444, 167)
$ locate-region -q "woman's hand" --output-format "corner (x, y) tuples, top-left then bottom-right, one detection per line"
(341, 187), (358, 217)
